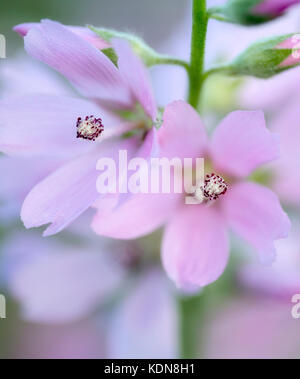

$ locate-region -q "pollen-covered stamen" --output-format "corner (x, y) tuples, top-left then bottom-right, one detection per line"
(203, 173), (228, 201)
(194, 173), (228, 203)
(76, 115), (104, 141)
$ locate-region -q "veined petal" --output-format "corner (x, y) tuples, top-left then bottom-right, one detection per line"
(222, 182), (291, 264)
(21, 139), (136, 236)
(0, 94), (125, 157)
(162, 205), (229, 290)
(24, 20), (132, 107)
(112, 39), (157, 120)
(14, 23), (110, 50)
(210, 111), (279, 178)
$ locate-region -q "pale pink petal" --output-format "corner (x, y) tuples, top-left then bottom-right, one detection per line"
(21, 139), (136, 236)
(0, 156), (61, 219)
(116, 128), (159, 207)
(92, 191), (181, 240)
(222, 182), (291, 264)
(24, 20), (132, 107)
(14, 23), (41, 36)
(210, 111), (279, 178)
(112, 39), (157, 120)
(4, 233), (125, 323)
(107, 269), (178, 358)
(0, 94), (125, 157)
(162, 205), (229, 290)
(14, 23), (110, 50)
(158, 100), (208, 160)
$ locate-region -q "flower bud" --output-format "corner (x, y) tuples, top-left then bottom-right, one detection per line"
(208, 0), (300, 25)
(227, 34), (300, 78)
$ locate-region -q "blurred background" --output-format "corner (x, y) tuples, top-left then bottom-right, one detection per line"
(1, 0), (300, 359)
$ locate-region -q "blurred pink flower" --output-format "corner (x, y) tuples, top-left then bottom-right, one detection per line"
(93, 106), (290, 290)
(0, 19), (158, 236)
(205, 297), (300, 359)
(254, 0), (300, 17)
(241, 68), (300, 207)
(16, 321), (106, 359)
(1, 232), (178, 358)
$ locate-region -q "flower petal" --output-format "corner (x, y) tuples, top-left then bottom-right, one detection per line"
(92, 191), (181, 240)
(24, 20), (132, 107)
(0, 94), (126, 157)
(107, 269), (178, 358)
(162, 204), (229, 290)
(112, 39), (157, 120)
(210, 111), (279, 178)
(158, 100), (208, 160)
(14, 22), (110, 50)
(21, 139), (136, 236)
(222, 181), (291, 264)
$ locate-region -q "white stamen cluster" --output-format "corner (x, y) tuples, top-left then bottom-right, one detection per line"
(194, 173), (228, 203)
(76, 115), (104, 141)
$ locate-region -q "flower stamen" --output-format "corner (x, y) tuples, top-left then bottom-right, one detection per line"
(194, 173), (228, 203)
(76, 115), (104, 141)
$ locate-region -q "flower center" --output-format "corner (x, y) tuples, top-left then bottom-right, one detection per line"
(76, 115), (104, 141)
(194, 173), (228, 203)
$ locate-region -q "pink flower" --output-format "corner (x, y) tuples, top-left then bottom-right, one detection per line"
(254, 0), (300, 17)
(0, 19), (158, 236)
(205, 297), (300, 359)
(92, 105), (290, 290)
(1, 232), (178, 358)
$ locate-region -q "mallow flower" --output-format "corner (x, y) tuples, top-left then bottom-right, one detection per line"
(1, 19), (159, 236)
(92, 106), (291, 290)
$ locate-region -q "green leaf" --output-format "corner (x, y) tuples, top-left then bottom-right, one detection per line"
(101, 47), (119, 66)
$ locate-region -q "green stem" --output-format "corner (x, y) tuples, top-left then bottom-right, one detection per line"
(188, 0), (208, 109)
(202, 64), (232, 81)
(178, 0), (209, 360)
(155, 55), (190, 72)
(178, 292), (207, 359)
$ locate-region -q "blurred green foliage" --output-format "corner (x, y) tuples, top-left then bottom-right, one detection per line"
(0, 0), (189, 56)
